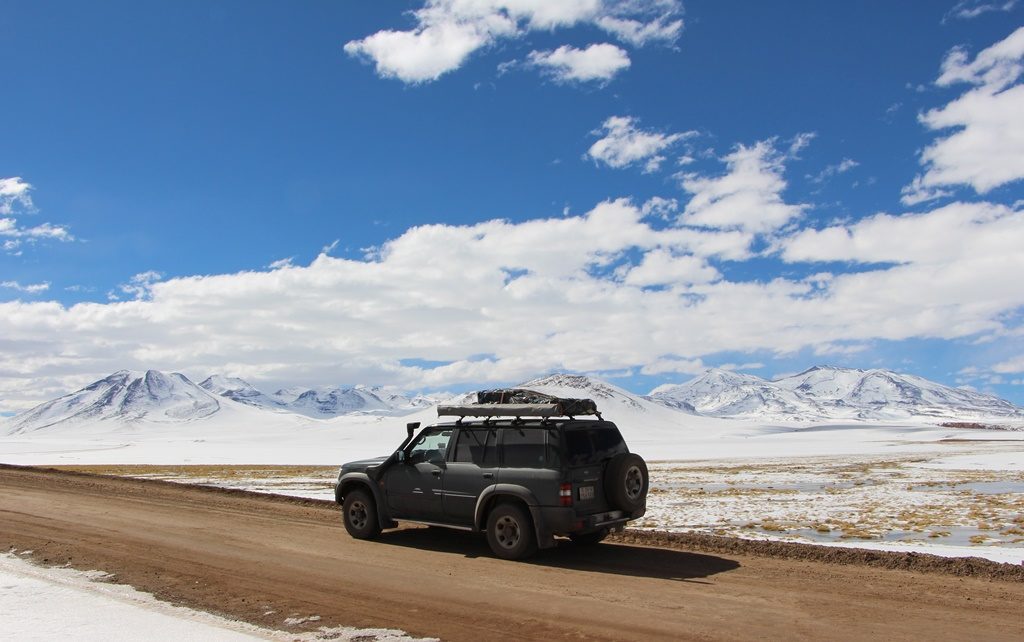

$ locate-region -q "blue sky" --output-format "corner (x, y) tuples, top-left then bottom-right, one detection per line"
(2, 1), (1024, 411)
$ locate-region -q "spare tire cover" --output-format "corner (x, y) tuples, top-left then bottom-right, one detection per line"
(604, 452), (648, 511)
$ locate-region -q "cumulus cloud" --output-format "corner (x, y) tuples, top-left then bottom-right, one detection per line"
(679, 139), (807, 233)
(0, 177), (34, 215)
(586, 116), (694, 171)
(4, 191), (1024, 412)
(113, 271), (164, 301)
(618, 249), (720, 286)
(526, 43), (630, 83)
(902, 27), (1024, 204)
(344, 0), (682, 83)
(780, 201), (1021, 265)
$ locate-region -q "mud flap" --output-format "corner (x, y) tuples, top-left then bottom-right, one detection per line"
(529, 505), (556, 549)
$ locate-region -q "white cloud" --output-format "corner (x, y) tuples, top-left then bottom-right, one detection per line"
(787, 132), (816, 156)
(586, 116), (693, 171)
(903, 27), (1024, 204)
(526, 43), (630, 83)
(0, 219), (73, 242)
(640, 196), (678, 219)
(944, 0), (1018, 21)
(5, 191), (1024, 412)
(118, 271), (163, 301)
(596, 14), (682, 47)
(809, 158), (859, 184)
(0, 177), (34, 215)
(0, 177), (73, 253)
(344, 0), (682, 84)
(993, 355), (1024, 373)
(619, 249), (720, 286)
(1, 281), (50, 294)
(679, 139), (807, 233)
(343, 19), (493, 84)
(640, 356), (706, 376)
(780, 201), (1021, 264)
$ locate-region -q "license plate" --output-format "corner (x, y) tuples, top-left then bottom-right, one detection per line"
(579, 485), (595, 501)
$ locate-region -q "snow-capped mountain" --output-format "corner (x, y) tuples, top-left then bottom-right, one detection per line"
(774, 366), (1022, 419)
(199, 375), (280, 410)
(201, 376), (435, 418)
(6, 370), (221, 434)
(649, 366), (1023, 422)
(270, 385), (415, 418)
(648, 369), (792, 417)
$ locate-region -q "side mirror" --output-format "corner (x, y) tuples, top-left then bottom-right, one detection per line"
(396, 450), (406, 463)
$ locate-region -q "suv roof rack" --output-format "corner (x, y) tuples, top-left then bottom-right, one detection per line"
(438, 388), (602, 421)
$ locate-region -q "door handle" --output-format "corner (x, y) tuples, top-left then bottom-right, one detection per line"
(482, 473), (494, 479)
(431, 470), (442, 477)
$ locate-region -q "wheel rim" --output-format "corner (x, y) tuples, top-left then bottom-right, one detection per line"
(348, 500), (369, 530)
(624, 465), (644, 500)
(494, 515), (521, 550)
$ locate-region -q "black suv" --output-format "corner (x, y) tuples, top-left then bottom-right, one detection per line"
(334, 391), (649, 560)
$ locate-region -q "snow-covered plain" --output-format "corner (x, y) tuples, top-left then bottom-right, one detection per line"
(0, 552), (431, 642)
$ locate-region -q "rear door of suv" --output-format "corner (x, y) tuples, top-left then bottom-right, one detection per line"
(442, 426), (498, 526)
(563, 423), (628, 515)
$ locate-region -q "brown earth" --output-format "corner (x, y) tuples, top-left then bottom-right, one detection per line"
(1, 464), (1022, 641)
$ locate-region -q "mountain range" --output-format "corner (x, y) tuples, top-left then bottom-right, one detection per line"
(648, 366), (1022, 422)
(197, 374), (436, 418)
(3, 366), (1021, 435)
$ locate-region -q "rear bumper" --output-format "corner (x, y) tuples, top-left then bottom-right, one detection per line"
(532, 505), (645, 548)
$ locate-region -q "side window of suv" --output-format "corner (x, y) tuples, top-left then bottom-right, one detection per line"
(501, 427), (559, 469)
(407, 428), (452, 464)
(452, 428), (497, 466)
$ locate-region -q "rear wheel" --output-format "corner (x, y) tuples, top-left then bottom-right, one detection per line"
(342, 489), (381, 540)
(486, 502), (537, 560)
(569, 529), (608, 546)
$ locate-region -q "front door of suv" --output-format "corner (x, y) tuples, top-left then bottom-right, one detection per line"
(442, 426), (498, 526)
(385, 426), (450, 520)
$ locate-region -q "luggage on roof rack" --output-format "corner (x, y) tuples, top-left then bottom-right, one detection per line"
(437, 388), (601, 419)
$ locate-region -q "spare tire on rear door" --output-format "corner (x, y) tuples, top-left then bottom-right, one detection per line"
(604, 452), (648, 512)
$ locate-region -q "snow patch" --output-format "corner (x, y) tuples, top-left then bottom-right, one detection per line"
(0, 553), (434, 641)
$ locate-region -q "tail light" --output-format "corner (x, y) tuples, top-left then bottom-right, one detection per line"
(559, 483), (573, 507)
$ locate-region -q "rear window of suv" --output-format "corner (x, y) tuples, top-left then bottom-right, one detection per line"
(565, 425), (627, 467)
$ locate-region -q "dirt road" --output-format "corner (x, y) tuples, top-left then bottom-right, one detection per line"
(2, 466), (1022, 641)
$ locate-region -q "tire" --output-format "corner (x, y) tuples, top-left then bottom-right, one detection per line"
(342, 488), (381, 540)
(605, 452), (648, 512)
(569, 529), (608, 546)
(485, 502), (537, 560)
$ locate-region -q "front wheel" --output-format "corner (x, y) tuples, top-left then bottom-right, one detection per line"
(342, 489), (381, 540)
(486, 502), (537, 560)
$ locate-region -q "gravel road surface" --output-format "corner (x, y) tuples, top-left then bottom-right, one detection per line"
(1, 465), (1022, 641)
